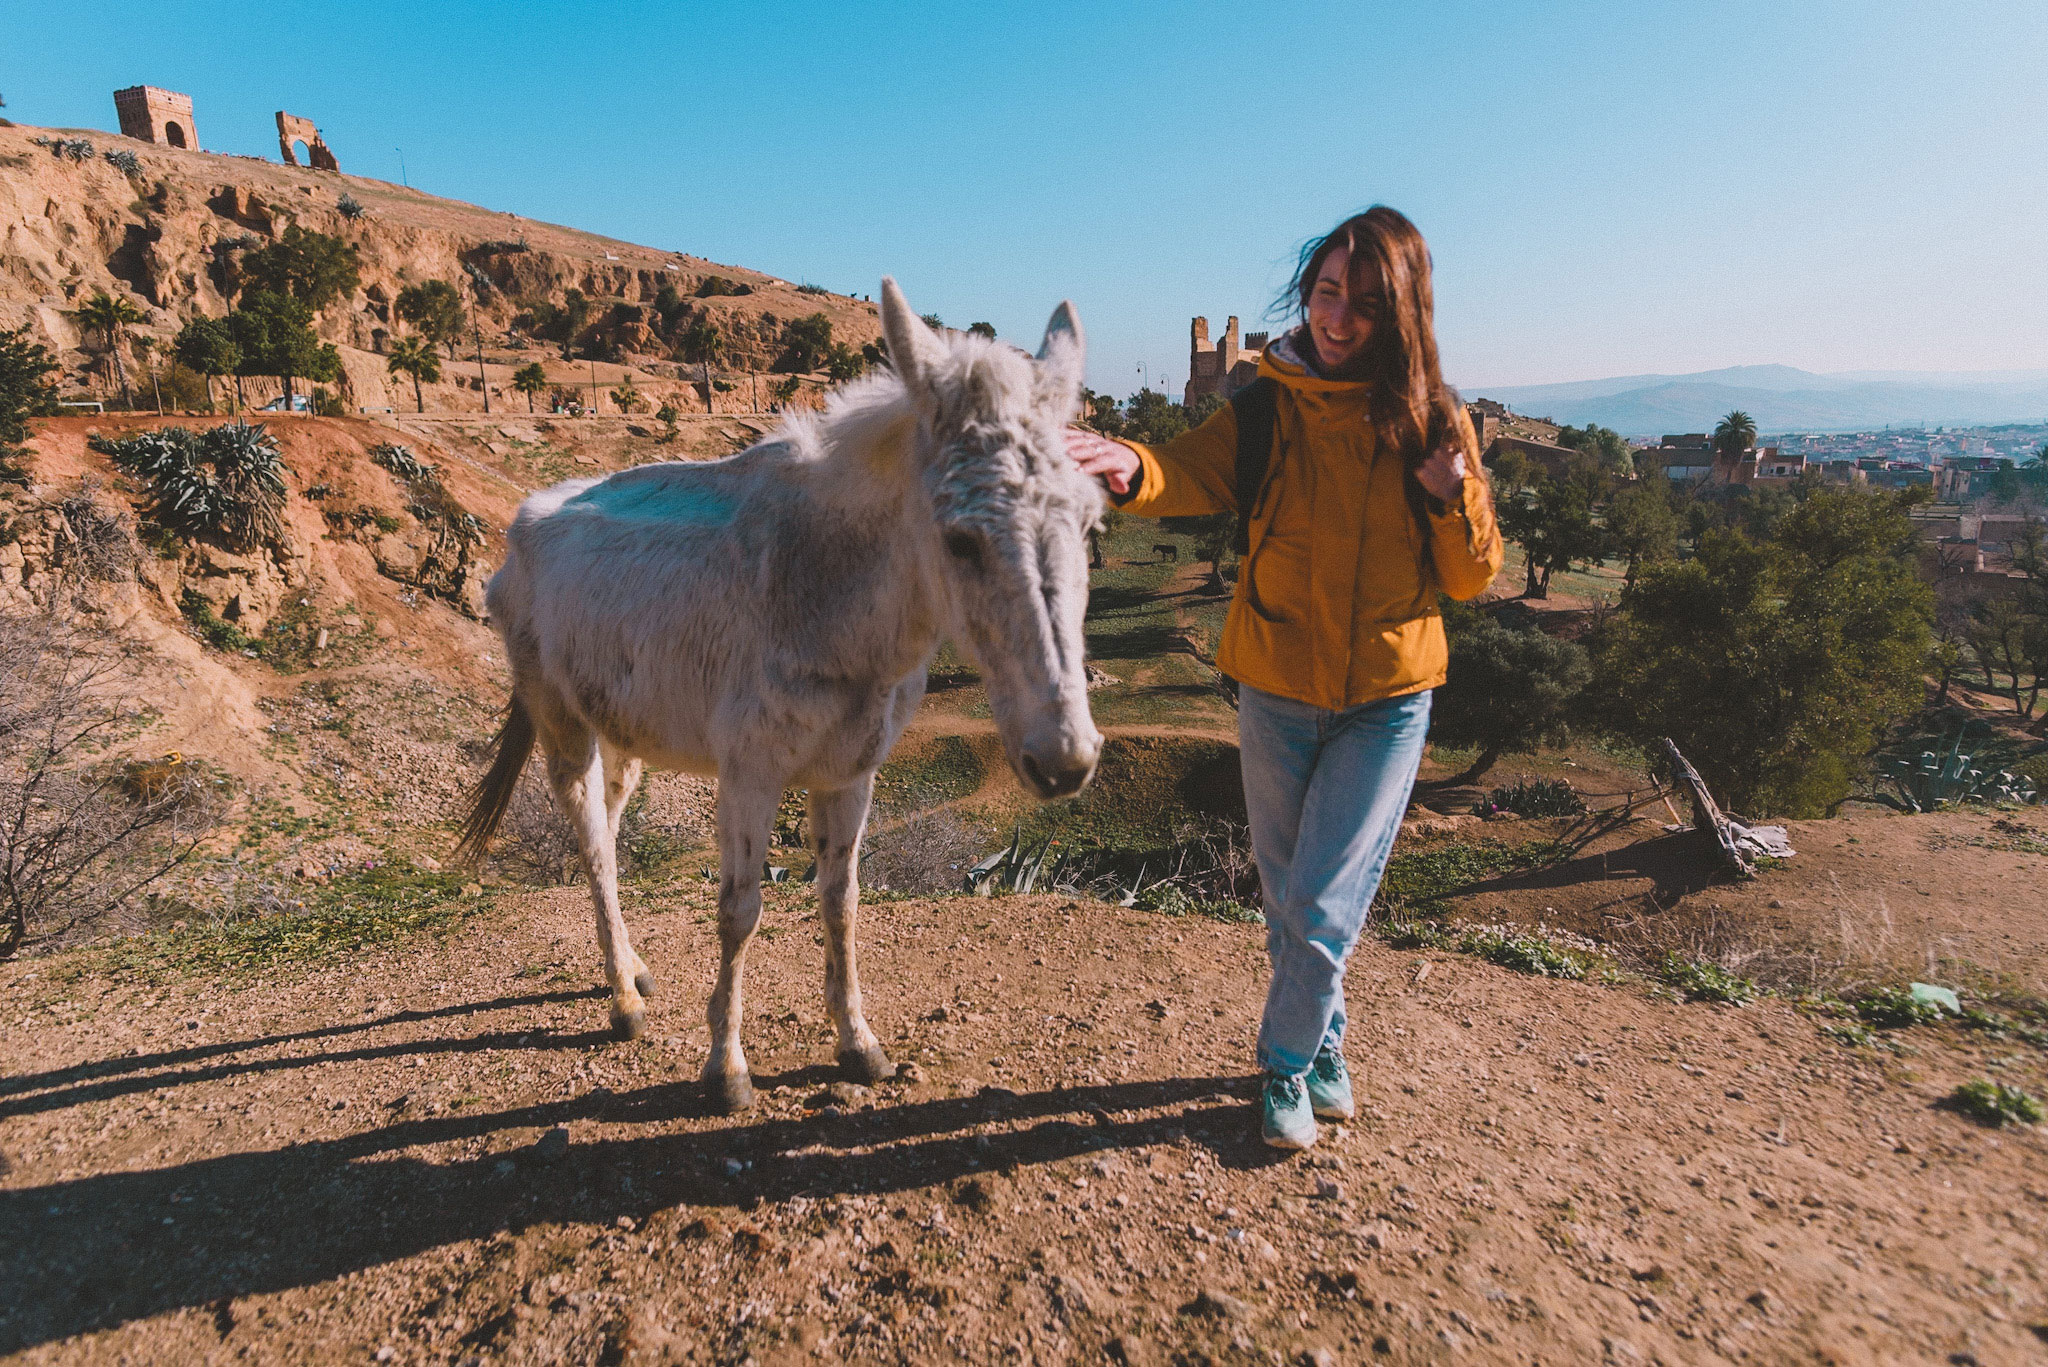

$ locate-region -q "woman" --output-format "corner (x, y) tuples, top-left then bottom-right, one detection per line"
(1067, 207), (1503, 1149)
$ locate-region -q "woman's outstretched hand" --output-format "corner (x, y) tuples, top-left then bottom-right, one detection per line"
(1065, 427), (1140, 496)
(1415, 441), (1471, 504)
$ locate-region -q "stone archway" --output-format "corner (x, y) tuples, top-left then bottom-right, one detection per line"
(164, 121), (188, 148)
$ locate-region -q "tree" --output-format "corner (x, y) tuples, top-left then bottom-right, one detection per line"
(1604, 477), (1681, 588)
(512, 362), (549, 413)
(228, 291), (339, 409)
(1557, 422), (1635, 479)
(385, 334), (442, 413)
(1712, 410), (1757, 462)
(0, 324), (60, 484)
(76, 292), (144, 406)
(610, 377), (646, 414)
(677, 316), (724, 405)
(966, 322), (997, 340)
(1081, 388), (1126, 438)
(395, 280), (466, 357)
(1594, 487), (1932, 816)
(1488, 445), (1537, 494)
(1161, 513), (1235, 594)
(1429, 608), (1592, 784)
(1122, 388), (1188, 445)
(1497, 467), (1606, 598)
(239, 225), (361, 312)
(172, 316), (242, 411)
(775, 313), (835, 373)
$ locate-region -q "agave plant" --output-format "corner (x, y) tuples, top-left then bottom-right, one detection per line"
(963, 827), (1077, 897)
(202, 422), (288, 550)
(1878, 732), (2038, 812)
(370, 442), (433, 483)
(336, 193), (365, 220)
(102, 149), (142, 175)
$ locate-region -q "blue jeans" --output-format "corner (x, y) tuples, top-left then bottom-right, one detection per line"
(1238, 683), (1432, 1076)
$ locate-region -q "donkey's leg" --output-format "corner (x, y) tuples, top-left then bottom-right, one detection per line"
(598, 741), (653, 999)
(547, 736), (645, 1040)
(809, 776), (895, 1083)
(705, 778), (778, 1112)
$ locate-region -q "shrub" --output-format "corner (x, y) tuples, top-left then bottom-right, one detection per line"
(1432, 609), (1590, 784)
(336, 193), (365, 220)
(796, 283), (830, 296)
(102, 148), (141, 175)
(1656, 953), (1758, 1004)
(0, 609), (215, 954)
(53, 480), (138, 583)
(1461, 926), (1590, 979)
(1473, 777), (1587, 819)
(694, 275), (751, 298)
(370, 442), (433, 482)
(1853, 985), (1949, 1029)
(861, 809), (984, 895)
(1948, 1079), (2043, 1127)
(93, 423), (287, 551)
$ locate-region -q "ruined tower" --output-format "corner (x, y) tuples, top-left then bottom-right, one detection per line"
(1184, 314), (1265, 405)
(276, 111), (341, 171)
(112, 86), (198, 149)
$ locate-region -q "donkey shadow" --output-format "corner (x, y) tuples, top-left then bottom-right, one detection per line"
(0, 1005), (1279, 1353)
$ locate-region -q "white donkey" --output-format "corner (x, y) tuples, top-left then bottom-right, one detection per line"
(458, 281), (1105, 1111)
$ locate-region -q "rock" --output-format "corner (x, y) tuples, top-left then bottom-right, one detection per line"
(1314, 1179), (1344, 1201)
(896, 1062), (925, 1084)
(1182, 1288), (1248, 1320)
(810, 1081), (870, 1108)
(1300, 1350), (1339, 1367)
(679, 1215), (721, 1240)
(1746, 1290), (1770, 1310)
(531, 1126), (570, 1164)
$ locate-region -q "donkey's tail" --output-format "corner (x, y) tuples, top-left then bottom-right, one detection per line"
(455, 696), (536, 866)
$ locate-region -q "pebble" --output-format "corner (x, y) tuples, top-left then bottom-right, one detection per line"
(1314, 1179), (1344, 1201)
(532, 1126), (570, 1164)
(1300, 1348), (1338, 1367)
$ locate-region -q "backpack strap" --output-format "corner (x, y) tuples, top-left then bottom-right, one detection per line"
(1230, 377), (1279, 556)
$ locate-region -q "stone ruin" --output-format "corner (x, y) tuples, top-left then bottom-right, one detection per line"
(1183, 315), (1266, 405)
(112, 85), (198, 149)
(275, 111), (340, 171)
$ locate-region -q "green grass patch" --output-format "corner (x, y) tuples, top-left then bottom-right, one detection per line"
(1373, 838), (1568, 915)
(874, 735), (985, 813)
(1656, 954), (1758, 1005)
(1378, 919), (1595, 979)
(1852, 986), (1950, 1029)
(1947, 1079), (2043, 1127)
(83, 865), (489, 979)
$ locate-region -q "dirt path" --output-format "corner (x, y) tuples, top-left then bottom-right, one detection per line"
(4, 886), (2043, 1364)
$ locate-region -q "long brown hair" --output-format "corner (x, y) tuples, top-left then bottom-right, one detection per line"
(1284, 206), (1464, 476)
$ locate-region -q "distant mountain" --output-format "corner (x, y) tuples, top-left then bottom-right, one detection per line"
(1464, 365), (2048, 437)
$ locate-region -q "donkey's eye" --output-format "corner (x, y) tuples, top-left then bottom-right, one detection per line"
(944, 531), (983, 570)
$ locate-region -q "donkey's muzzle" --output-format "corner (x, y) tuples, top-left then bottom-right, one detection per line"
(1020, 748), (1097, 800)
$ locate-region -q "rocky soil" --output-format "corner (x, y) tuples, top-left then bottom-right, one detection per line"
(3, 873), (2045, 1365)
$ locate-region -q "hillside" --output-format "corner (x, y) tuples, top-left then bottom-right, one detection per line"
(1470, 364), (2048, 435)
(0, 120), (880, 415)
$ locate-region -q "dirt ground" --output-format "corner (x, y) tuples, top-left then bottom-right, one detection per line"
(4, 867), (2045, 1365)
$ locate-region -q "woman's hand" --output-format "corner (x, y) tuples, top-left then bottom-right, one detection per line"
(1065, 427), (1140, 496)
(1415, 440), (1471, 504)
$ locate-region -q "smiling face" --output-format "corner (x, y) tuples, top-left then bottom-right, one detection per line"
(1305, 242), (1383, 374)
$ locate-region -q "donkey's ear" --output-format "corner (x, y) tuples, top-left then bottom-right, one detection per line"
(880, 278), (945, 405)
(1036, 300), (1085, 402)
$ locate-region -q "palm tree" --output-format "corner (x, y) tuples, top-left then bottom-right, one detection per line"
(512, 362), (549, 413)
(676, 316), (723, 411)
(1712, 410), (1758, 462)
(386, 334), (442, 413)
(77, 291), (144, 406)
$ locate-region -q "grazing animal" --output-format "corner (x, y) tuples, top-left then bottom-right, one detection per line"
(1152, 543), (1178, 562)
(458, 281), (1105, 1111)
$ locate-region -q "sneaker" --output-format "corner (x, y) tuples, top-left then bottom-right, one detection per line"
(1261, 1071), (1318, 1150)
(1307, 1046), (1355, 1121)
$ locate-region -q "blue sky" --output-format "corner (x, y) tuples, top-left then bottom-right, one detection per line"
(12, 1), (2045, 396)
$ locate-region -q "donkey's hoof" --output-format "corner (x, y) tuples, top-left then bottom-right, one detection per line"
(632, 969), (656, 999)
(711, 1073), (756, 1113)
(838, 1046), (896, 1084)
(609, 1005), (646, 1041)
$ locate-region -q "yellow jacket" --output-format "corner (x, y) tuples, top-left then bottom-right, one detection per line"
(1116, 343), (1503, 710)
